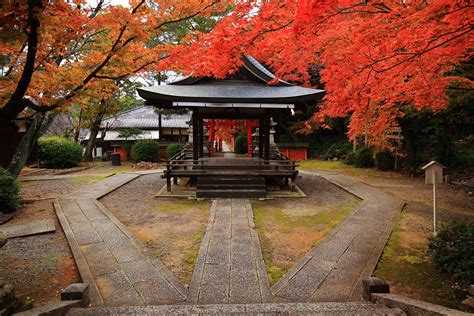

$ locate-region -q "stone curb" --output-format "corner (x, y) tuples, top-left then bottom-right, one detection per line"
(372, 293), (471, 316)
(53, 201), (103, 306)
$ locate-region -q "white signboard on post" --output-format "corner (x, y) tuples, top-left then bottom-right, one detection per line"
(422, 161), (446, 236)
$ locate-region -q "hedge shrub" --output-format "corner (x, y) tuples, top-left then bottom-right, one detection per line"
(167, 143), (185, 160)
(234, 135), (248, 154)
(344, 151), (356, 165)
(429, 223), (474, 284)
(353, 146), (374, 168)
(0, 168), (20, 212)
(323, 141), (352, 160)
(39, 137), (82, 168)
(375, 150), (395, 171)
(131, 140), (159, 162)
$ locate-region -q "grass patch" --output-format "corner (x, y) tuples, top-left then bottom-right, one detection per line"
(374, 212), (459, 309)
(31, 251), (58, 273)
(182, 228), (205, 285)
(157, 200), (209, 213)
(299, 159), (396, 178)
(253, 197), (359, 285)
(69, 176), (108, 182)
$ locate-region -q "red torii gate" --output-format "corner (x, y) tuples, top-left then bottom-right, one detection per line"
(203, 119), (259, 157)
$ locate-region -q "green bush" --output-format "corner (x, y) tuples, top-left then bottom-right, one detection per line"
(0, 168), (20, 212)
(234, 135), (248, 154)
(131, 140), (159, 162)
(38, 137), (82, 168)
(323, 141), (352, 160)
(375, 150), (395, 171)
(353, 146), (374, 168)
(429, 223), (474, 284)
(344, 151), (356, 165)
(167, 143), (185, 160)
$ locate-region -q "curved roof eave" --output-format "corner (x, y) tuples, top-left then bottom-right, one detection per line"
(137, 85), (325, 105)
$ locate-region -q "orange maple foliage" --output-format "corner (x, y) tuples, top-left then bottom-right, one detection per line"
(165, 0), (473, 147)
(1, 0), (230, 119)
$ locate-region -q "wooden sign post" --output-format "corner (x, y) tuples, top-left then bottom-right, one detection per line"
(422, 161), (446, 236)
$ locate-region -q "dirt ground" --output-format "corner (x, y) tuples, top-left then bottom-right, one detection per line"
(252, 173), (360, 284)
(0, 179), (97, 307)
(100, 175), (210, 285)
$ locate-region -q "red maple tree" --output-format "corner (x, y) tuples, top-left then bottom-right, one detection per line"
(165, 0), (473, 147)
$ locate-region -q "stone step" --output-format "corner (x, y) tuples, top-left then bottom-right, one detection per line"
(67, 302), (405, 315)
(196, 189), (266, 199)
(197, 177), (265, 185)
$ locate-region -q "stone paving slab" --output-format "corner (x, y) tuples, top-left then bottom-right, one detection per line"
(272, 171), (404, 302)
(67, 302), (405, 315)
(54, 174), (187, 306)
(0, 219), (55, 238)
(187, 199), (270, 305)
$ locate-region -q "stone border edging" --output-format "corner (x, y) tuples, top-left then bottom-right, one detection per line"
(53, 200), (104, 306)
(372, 293), (471, 316)
(245, 199), (272, 302)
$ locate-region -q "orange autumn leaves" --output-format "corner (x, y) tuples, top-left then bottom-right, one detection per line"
(1, 0), (231, 113)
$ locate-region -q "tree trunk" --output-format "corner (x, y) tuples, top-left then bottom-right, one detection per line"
(83, 117), (101, 162)
(400, 120), (417, 174)
(7, 111), (55, 177)
(73, 108), (83, 143)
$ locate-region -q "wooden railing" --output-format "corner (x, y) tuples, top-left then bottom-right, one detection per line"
(162, 144), (299, 192)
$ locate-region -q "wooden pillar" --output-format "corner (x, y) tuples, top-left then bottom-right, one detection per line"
(198, 118), (204, 158)
(258, 119), (264, 159)
(192, 113), (199, 162)
(263, 117), (270, 161)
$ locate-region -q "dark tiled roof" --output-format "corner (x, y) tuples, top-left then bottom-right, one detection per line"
(44, 113), (73, 136)
(138, 82), (324, 104)
(101, 106), (190, 129)
(138, 56), (324, 105)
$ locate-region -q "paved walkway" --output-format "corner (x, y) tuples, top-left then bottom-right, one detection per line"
(53, 168), (403, 307)
(54, 173), (186, 306)
(187, 199), (271, 304)
(272, 171), (403, 302)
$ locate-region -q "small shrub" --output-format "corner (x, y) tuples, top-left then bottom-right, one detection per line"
(0, 168), (20, 212)
(38, 137), (82, 168)
(344, 151), (356, 165)
(353, 146), (374, 168)
(323, 141), (352, 160)
(131, 140), (159, 162)
(375, 150), (395, 171)
(167, 143), (185, 160)
(429, 223), (474, 284)
(234, 135), (248, 154)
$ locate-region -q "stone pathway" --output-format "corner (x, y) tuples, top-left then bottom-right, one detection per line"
(54, 173), (186, 306)
(187, 199), (270, 304)
(53, 168), (403, 308)
(272, 171), (404, 302)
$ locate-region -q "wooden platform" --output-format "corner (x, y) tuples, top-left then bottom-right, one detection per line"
(163, 156), (299, 198)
